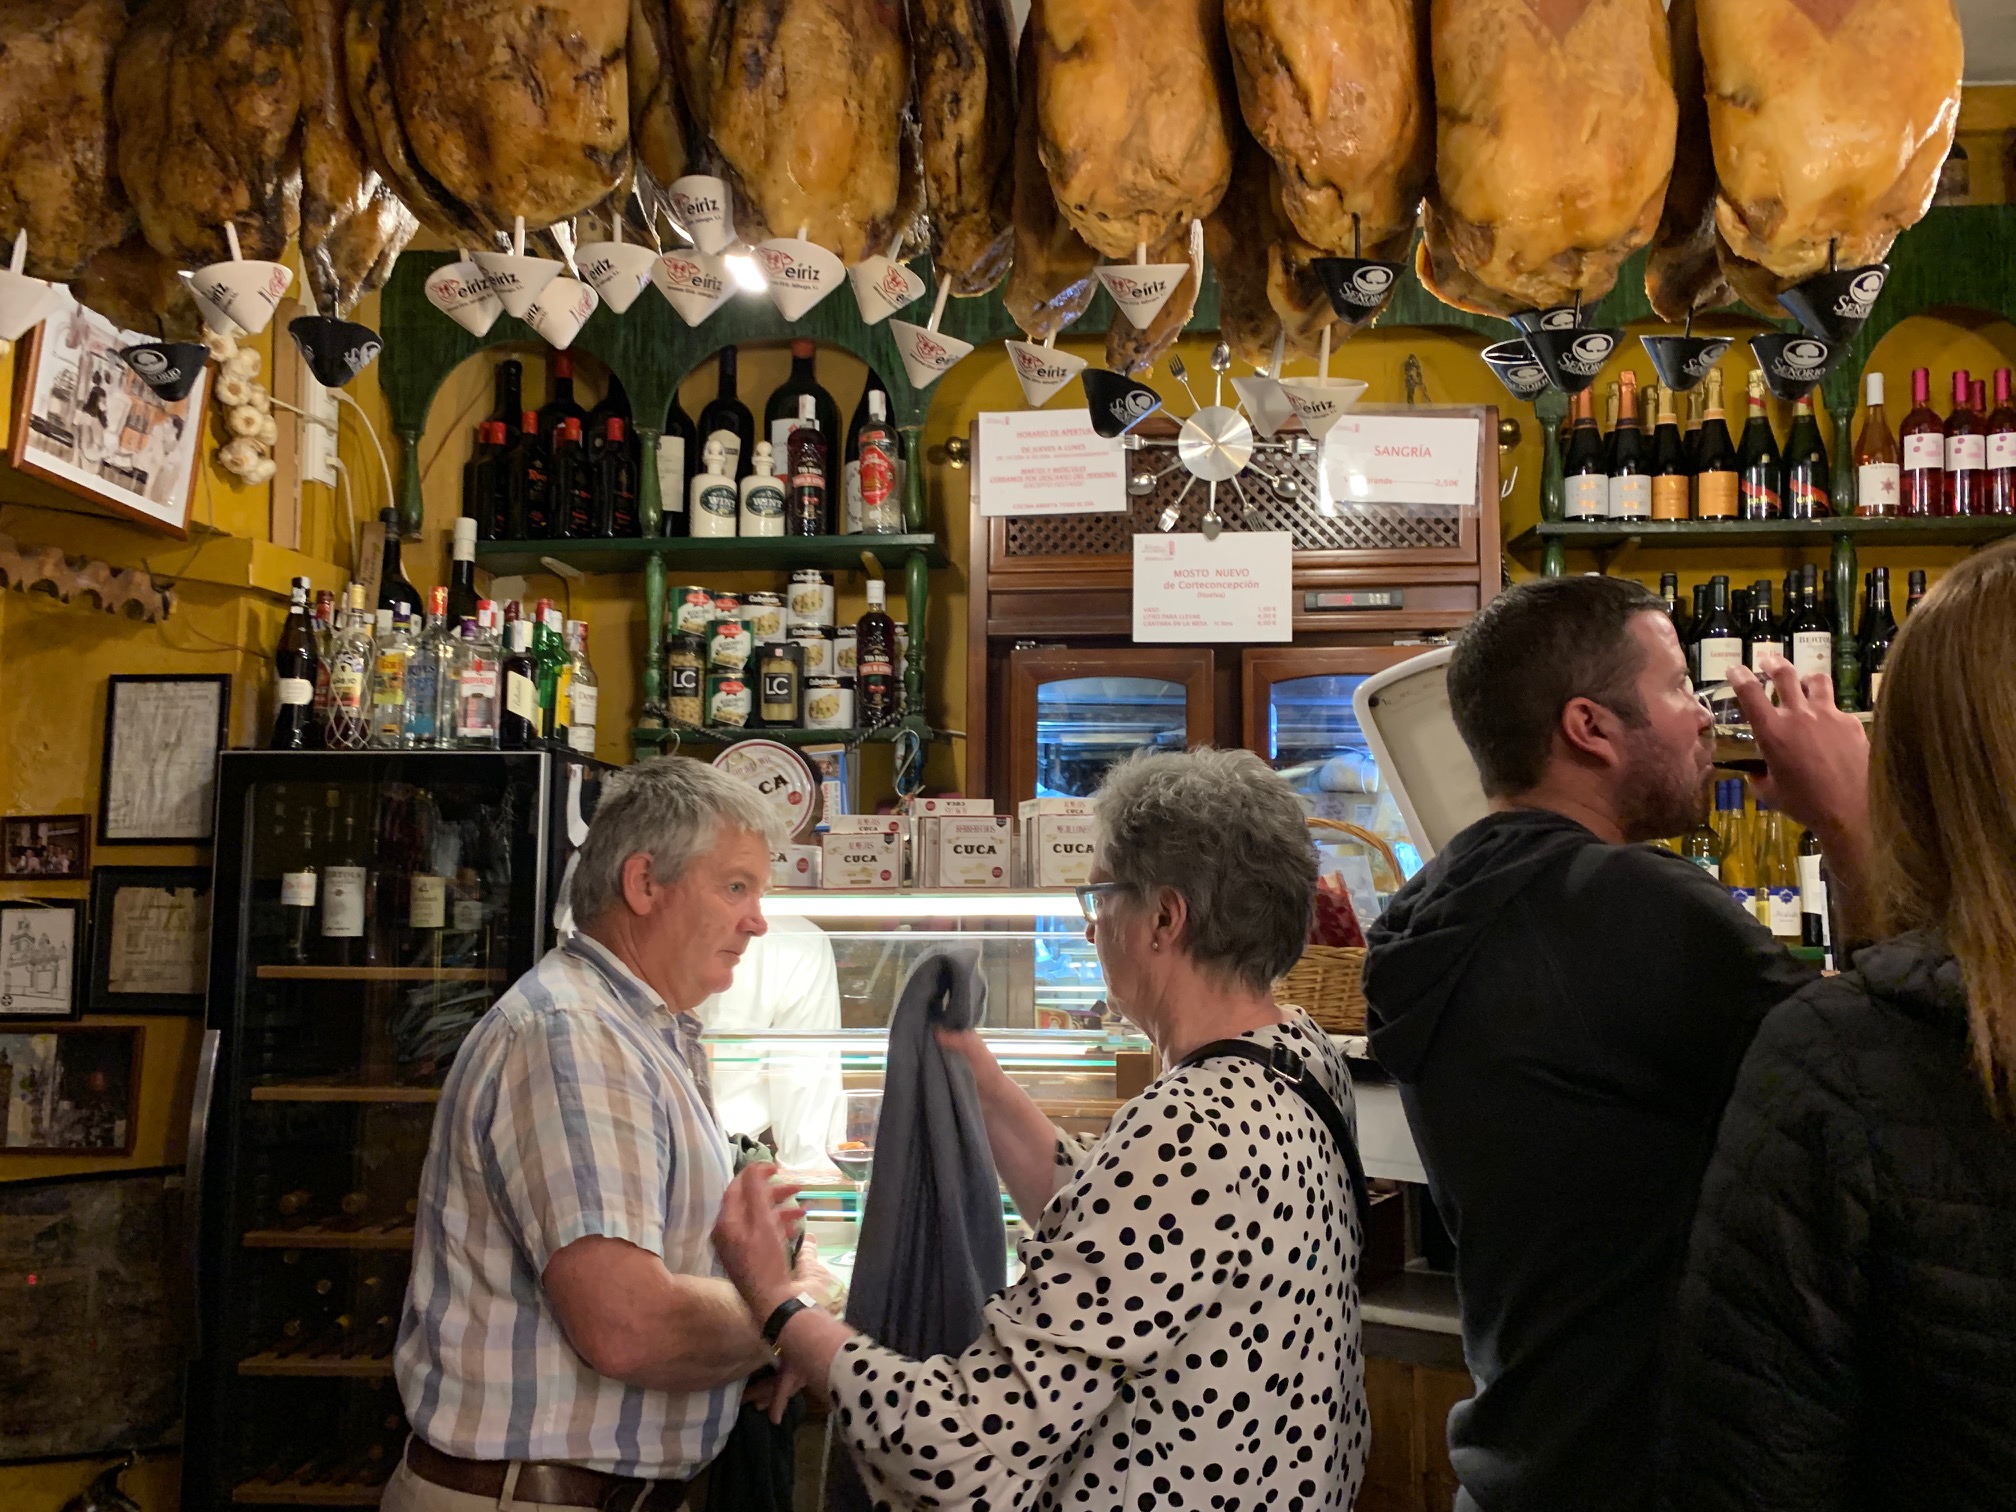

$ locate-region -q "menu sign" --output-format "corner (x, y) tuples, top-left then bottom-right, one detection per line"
(1321, 413), (1481, 508)
(1132, 531), (1292, 643)
(975, 410), (1127, 516)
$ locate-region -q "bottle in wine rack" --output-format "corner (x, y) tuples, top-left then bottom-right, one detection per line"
(281, 799), (318, 966)
(1946, 369), (1985, 516)
(1562, 387), (1607, 519)
(1906, 568), (1928, 615)
(1783, 394), (1829, 519)
(1986, 367), (2016, 517)
(1743, 581), (1783, 671)
(1693, 369), (1739, 519)
(1789, 564), (1834, 690)
(321, 792), (367, 965)
(1900, 366), (1945, 517)
(1736, 370), (1783, 520)
(1854, 371), (1900, 516)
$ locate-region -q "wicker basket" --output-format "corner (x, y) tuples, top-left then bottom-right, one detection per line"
(1277, 819), (1403, 1036)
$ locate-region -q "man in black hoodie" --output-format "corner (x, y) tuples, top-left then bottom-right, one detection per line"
(1362, 575), (1871, 1512)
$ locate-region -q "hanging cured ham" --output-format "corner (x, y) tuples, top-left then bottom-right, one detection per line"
(1003, 2), (1097, 341)
(1034, 0), (1237, 261)
(629, 0), (690, 194)
(909, 0), (1015, 293)
(1206, 133), (1334, 369)
(1419, 0), (1675, 315)
(0, 0), (134, 281)
(113, 0), (305, 266)
(1223, 0), (1432, 259)
(1644, 0), (1727, 321)
(1697, 0), (1962, 314)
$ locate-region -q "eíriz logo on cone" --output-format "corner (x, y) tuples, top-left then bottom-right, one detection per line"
(1013, 347), (1073, 385)
(1103, 271), (1172, 304)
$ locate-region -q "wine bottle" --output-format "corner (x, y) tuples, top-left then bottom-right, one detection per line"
(1757, 799), (1802, 941)
(1789, 564), (1833, 690)
(856, 579), (899, 729)
(584, 371), (632, 457)
(321, 793), (366, 965)
(764, 338), (841, 498)
(281, 797), (319, 965)
(1859, 566), (1899, 708)
(1696, 575), (1742, 686)
(1946, 369), (1985, 516)
(1798, 828), (1829, 950)
(1743, 580), (1783, 671)
(1685, 581), (1709, 684)
(1719, 779), (1759, 918)
(787, 395), (830, 534)
(271, 577), (321, 750)
(1650, 382), (1690, 520)
(503, 410), (550, 539)
(376, 508), (420, 617)
(1986, 367), (2016, 517)
(1906, 569), (1927, 616)
(1681, 802), (1723, 879)
(699, 346), (755, 481)
(447, 517), (481, 628)
(537, 352), (589, 457)
(1900, 366), (1945, 517)
(462, 422), (504, 537)
(488, 358), (523, 431)
(1693, 369), (1739, 519)
(660, 390), (696, 537)
(1783, 394), (1829, 520)
(1853, 371), (1900, 517)
(553, 418), (596, 538)
(596, 416), (640, 536)
(1562, 387), (1607, 520)
(1659, 571), (1688, 640)
(1607, 371), (1649, 520)
(499, 619), (540, 750)
(1736, 370), (1783, 520)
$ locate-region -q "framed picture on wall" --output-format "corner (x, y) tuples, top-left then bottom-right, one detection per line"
(98, 674), (231, 844)
(1, 813), (91, 878)
(7, 302), (207, 536)
(87, 867), (210, 1015)
(0, 900), (85, 1021)
(0, 1026), (143, 1155)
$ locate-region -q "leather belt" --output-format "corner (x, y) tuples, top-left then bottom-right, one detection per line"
(405, 1435), (693, 1511)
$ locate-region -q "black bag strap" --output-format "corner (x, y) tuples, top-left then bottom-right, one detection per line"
(1176, 1038), (1371, 1241)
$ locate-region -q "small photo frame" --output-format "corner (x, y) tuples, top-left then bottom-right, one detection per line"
(0, 901), (85, 1021)
(88, 867), (211, 1015)
(2, 814), (91, 878)
(99, 674), (231, 845)
(0, 1026), (142, 1154)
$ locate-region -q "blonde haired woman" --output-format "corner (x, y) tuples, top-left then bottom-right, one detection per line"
(1665, 542), (2016, 1510)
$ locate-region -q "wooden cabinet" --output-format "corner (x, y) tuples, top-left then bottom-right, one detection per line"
(1361, 1357), (1474, 1512)
(1001, 645), (1216, 806)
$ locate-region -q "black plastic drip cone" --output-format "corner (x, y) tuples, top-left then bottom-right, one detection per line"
(1313, 258), (1402, 330)
(119, 342), (210, 402)
(1081, 367), (1163, 439)
(1640, 334), (1735, 393)
(1749, 332), (1839, 401)
(289, 316), (383, 388)
(1777, 263), (1888, 345)
(1522, 326), (1623, 395)
(1509, 305), (1582, 339)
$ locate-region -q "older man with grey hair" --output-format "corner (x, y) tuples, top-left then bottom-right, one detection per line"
(385, 756), (813, 1512)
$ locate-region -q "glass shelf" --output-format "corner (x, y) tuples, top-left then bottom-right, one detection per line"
(474, 533), (948, 576)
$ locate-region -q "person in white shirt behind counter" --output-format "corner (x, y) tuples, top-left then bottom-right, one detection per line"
(692, 913), (844, 1177)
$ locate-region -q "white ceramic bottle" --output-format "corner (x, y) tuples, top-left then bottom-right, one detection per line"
(739, 441), (786, 537)
(689, 439), (739, 538)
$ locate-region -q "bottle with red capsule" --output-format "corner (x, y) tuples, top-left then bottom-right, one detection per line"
(1985, 367), (2016, 517)
(1898, 366), (1945, 517)
(1945, 369), (1985, 516)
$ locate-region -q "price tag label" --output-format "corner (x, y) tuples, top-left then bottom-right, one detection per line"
(1132, 532), (1292, 643)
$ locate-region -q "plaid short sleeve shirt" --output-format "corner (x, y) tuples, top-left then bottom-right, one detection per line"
(395, 933), (737, 1477)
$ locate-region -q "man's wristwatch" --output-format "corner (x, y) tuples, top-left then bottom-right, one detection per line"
(761, 1291), (820, 1354)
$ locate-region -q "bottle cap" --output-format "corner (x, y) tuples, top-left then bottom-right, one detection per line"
(534, 598), (552, 616)
(377, 609), (393, 632)
(869, 388), (887, 420)
(753, 441), (773, 469)
(605, 417), (626, 442)
(703, 439), (725, 467)
(453, 515), (477, 545)
(509, 620), (532, 652)
(798, 393), (816, 421)
(523, 409), (539, 433)
(1866, 372), (1884, 405)
(792, 338), (815, 358)
(431, 585), (448, 615)
(553, 353), (573, 378)
(866, 579), (887, 607)
(562, 418), (582, 441)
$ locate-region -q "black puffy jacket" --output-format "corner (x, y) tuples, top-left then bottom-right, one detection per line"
(1664, 930), (2016, 1511)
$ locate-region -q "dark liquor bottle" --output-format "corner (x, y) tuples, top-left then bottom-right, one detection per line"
(271, 576), (321, 750)
(553, 418), (596, 538)
(1607, 370), (1649, 520)
(1659, 572), (1688, 640)
(462, 421), (506, 537)
(376, 508), (420, 617)
(596, 417), (640, 536)
(1859, 566), (1899, 708)
(488, 357), (523, 431)
(280, 797), (319, 965)
(1695, 575), (1742, 687)
(320, 792), (366, 966)
(1650, 382), (1690, 520)
(1777, 570), (1799, 640)
(660, 390), (696, 537)
(1899, 366), (1945, 517)
(856, 578), (899, 729)
(1945, 369), (1985, 516)
(447, 517), (481, 628)
(499, 619), (541, 750)
(1562, 386), (1607, 520)
(1986, 367), (2016, 516)
(1736, 369), (1783, 520)
(698, 346), (756, 481)
(1798, 828), (1829, 950)
(1743, 580), (1783, 671)
(504, 410), (551, 539)
(1693, 368), (1739, 519)
(1854, 372), (1901, 516)
(764, 338), (841, 498)
(1788, 564), (1834, 690)
(1906, 568), (1927, 615)
(310, 589), (336, 729)
(1783, 393), (1830, 519)
(584, 371), (632, 456)
(786, 395), (830, 535)
(537, 351), (589, 457)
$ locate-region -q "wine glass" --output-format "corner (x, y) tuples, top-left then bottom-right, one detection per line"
(826, 1090), (883, 1215)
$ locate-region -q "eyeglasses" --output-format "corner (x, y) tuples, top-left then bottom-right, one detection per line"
(1075, 882), (1125, 923)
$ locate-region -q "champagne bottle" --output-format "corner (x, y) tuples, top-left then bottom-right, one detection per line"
(1736, 370), (1783, 520)
(1650, 382), (1689, 520)
(1783, 394), (1830, 519)
(1693, 369), (1739, 519)
(1607, 371), (1649, 520)
(1562, 387), (1607, 520)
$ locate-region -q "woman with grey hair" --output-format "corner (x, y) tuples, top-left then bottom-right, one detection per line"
(714, 747), (1370, 1511)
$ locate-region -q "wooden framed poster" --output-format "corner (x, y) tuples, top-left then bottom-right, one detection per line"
(98, 674), (231, 844)
(87, 866), (211, 1014)
(0, 900), (85, 1022)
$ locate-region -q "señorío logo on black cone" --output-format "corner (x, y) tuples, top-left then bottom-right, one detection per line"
(1081, 368), (1162, 439)
(120, 342), (208, 402)
(1640, 335), (1734, 393)
(1778, 263), (1889, 345)
(1749, 332), (1837, 400)
(1524, 325), (1622, 394)
(289, 316), (382, 389)
(1480, 339), (1549, 402)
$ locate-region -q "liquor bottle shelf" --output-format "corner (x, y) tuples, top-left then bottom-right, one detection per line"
(232, 1477), (390, 1506)
(1511, 515), (2016, 561)
(474, 532), (948, 577)
(255, 966), (504, 982)
(238, 1352), (396, 1378)
(250, 1082), (443, 1104)
(243, 1224), (416, 1251)
(630, 723), (916, 749)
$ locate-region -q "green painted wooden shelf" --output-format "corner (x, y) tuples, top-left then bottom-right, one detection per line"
(474, 533), (947, 577)
(630, 723), (918, 748)
(1511, 516), (2016, 561)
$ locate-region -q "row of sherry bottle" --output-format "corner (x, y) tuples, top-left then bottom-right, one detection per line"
(460, 343), (907, 541)
(1858, 366), (2016, 517)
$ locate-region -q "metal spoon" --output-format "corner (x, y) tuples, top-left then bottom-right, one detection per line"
(1200, 480), (1223, 540)
(1210, 341), (1231, 408)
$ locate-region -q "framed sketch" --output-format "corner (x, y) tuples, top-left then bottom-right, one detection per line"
(0, 901), (85, 1021)
(2, 814), (91, 878)
(88, 867), (210, 1015)
(99, 674), (231, 844)
(7, 302), (207, 536)
(0, 1026), (142, 1154)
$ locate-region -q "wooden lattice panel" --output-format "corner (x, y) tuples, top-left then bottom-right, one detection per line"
(1002, 449), (1465, 558)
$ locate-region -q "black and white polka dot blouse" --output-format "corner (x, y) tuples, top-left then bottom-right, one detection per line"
(830, 1009), (1369, 1512)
